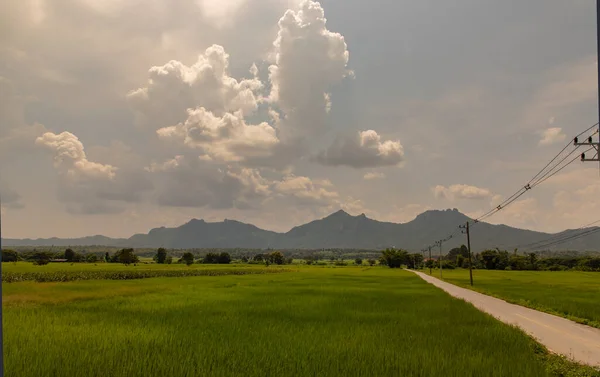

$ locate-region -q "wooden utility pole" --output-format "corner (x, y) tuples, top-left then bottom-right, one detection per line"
(436, 240), (443, 279)
(428, 246), (432, 275)
(460, 222), (474, 286)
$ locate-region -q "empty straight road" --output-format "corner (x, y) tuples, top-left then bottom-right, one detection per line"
(411, 270), (600, 367)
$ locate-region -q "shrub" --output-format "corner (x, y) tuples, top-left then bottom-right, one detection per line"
(32, 259), (50, 266)
(334, 261), (348, 266)
(355, 258), (363, 265)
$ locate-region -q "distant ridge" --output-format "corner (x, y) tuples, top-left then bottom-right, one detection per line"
(4, 209), (600, 252)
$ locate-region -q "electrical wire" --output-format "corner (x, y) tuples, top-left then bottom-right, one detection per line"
(420, 123), (599, 251)
(514, 218), (600, 251)
(524, 227), (600, 251)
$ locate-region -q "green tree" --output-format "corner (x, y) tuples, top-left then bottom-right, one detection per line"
(203, 253), (219, 264)
(456, 255), (465, 268)
(2, 249), (19, 262)
(117, 248), (138, 265)
(217, 252), (231, 264)
(367, 259), (376, 266)
(64, 248), (75, 262)
(181, 252), (194, 266)
(528, 253), (538, 270)
(86, 254), (98, 263)
(154, 248), (168, 264)
(268, 251), (285, 265)
(380, 248), (409, 268)
(104, 252), (110, 263)
(31, 251), (51, 265)
(409, 253), (424, 269)
(355, 258), (363, 265)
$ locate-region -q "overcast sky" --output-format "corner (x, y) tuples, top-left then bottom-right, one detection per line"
(1, 0), (599, 239)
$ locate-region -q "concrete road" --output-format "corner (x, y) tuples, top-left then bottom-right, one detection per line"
(411, 270), (600, 367)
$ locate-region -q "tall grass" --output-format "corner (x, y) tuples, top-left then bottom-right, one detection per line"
(434, 269), (600, 329)
(3, 267), (290, 283)
(4, 268), (555, 376)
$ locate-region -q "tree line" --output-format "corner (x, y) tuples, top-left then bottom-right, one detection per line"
(3, 245), (600, 272)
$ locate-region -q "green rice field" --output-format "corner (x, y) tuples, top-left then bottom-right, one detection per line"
(4, 265), (594, 376)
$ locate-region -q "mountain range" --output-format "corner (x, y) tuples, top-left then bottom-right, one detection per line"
(3, 209), (600, 252)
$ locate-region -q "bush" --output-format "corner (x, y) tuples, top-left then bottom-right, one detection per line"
(32, 259), (50, 266)
(367, 259), (376, 266)
(334, 261), (348, 266)
(355, 258), (363, 265)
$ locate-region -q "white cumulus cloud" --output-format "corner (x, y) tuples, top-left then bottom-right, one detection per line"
(156, 107), (279, 163)
(268, 0), (352, 142)
(127, 44), (264, 131)
(36, 131), (117, 181)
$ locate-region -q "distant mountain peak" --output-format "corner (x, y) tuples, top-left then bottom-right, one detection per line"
(328, 209), (351, 218)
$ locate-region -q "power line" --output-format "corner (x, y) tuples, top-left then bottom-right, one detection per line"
(514, 218), (600, 251)
(525, 227), (600, 251)
(419, 123), (600, 255)
(527, 123), (597, 186)
(470, 128), (598, 226)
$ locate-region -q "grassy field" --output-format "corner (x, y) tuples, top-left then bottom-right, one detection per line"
(430, 269), (600, 328)
(3, 266), (570, 377)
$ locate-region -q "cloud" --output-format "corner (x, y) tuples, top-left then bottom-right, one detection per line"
(539, 127), (566, 146)
(147, 155), (271, 209)
(156, 107), (279, 163)
(315, 130), (404, 168)
(36, 132), (153, 214)
(0, 77), (47, 160)
(364, 172), (385, 180)
(0, 181), (25, 210)
(523, 58), (597, 129)
(267, 0), (352, 142)
(36, 131), (117, 181)
(127, 44), (264, 131)
(433, 184), (493, 200)
(196, 0), (248, 28)
(147, 154), (346, 210)
(272, 174), (339, 206)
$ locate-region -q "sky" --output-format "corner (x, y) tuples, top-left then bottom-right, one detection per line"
(1, 0), (600, 239)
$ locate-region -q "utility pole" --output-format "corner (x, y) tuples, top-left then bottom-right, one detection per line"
(576, 0), (600, 171)
(436, 240), (443, 279)
(459, 222), (474, 286)
(428, 246), (432, 275)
